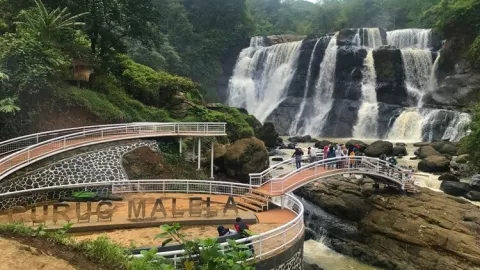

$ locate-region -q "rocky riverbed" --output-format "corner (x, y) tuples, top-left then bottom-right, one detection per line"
(295, 175), (480, 270)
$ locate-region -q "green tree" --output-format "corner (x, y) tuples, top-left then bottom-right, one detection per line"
(15, 0), (87, 39)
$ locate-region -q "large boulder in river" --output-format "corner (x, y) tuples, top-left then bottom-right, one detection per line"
(364, 140), (393, 157)
(438, 173), (459, 182)
(295, 176), (480, 270)
(456, 154), (470, 164)
(392, 146), (407, 156)
(418, 155), (451, 173)
(256, 122), (280, 147)
(314, 140), (332, 149)
(440, 181), (471, 196)
(345, 140), (369, 152)
(415, 145), (441, 159)
(431, 141), (458, 155)
(222, 138), (269, 183)
(464, 191), (480, 201)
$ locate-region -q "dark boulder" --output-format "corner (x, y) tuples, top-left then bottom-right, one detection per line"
(464, 191), (480, 202)
(346, 140), (369, 152)
(271, 157), (284, 162)
(315, 140), (332, 149)
(373, 46), (408, 106)
(288, 135), (312, 143)
(413, 142), (431, 147)
(415, 146), (441, 159)
(256, 122), (280, 148)
(287, 143), (297, 149)
(364, 140), (393, 157)
(304, 263), (324, 270)
(395, 142), (406, 147)
(456, 154), (470, 164)
(222, 138), (269, 183)
(440, 181), (471, 197)
(431, 141), (458, 156)
(418, 155), (451, 173)
(392, 146), (407, 157)
(334, 46), (366, 101)
(471, 179), (480, 191)
(438, 173), (459, 182)
(268, 149), (287, 156)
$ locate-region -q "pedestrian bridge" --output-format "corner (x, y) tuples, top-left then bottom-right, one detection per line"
(0, 122), (226, 181)
(250, 156), (413, 197)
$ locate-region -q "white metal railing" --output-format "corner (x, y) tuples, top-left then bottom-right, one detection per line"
(0, 122), (226, 181)
(252, 156), (409, 194)
(0, 180), (304, 266)
(0, 124), (128, 156)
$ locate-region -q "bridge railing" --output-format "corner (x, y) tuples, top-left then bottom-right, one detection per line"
(256, 156), (409, 194)
(0, 124), (129, 156)
(0, 180), (304, 265)
(0, 122), (226, 181)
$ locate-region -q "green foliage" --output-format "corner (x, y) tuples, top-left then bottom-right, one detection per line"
(148, 223), (255, 270)
(469, 36), (480, 70)
(459, 104), (480, 168)
(115, 55), (200, 107)
(78, 236), (130, 268)
(15, 0), (87, 39)
(72, 191), (96, 198)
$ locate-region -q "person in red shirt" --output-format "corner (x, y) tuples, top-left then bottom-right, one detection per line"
(234, 217), (254, 254)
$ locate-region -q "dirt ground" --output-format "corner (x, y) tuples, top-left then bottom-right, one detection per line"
(0, 235), (109, 270)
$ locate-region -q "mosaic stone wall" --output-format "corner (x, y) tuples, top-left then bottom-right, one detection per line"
(0, 140), (157, 210)
(256, 232), (305, 270)
(272, 250), (303, 270)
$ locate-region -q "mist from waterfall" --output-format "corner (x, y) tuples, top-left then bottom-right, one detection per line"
(227, 39), (302, 122)
(353, 51), (378, 139)
(300, 36), (338, 136)
(387, 29), (432, 49)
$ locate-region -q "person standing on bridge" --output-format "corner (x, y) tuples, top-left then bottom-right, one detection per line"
(309, 147), (316, 163)
(335, 145), (343, 168)
(292, 147), (304, 169)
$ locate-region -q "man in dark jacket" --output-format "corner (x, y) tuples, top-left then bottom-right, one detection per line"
(234, 217), (254, 254)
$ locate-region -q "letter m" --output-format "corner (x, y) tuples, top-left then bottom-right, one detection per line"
(128, 200), (146, 219)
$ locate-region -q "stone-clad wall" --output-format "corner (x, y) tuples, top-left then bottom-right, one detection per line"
(256, 232), (304, 270)
(0, 140), (158, 210)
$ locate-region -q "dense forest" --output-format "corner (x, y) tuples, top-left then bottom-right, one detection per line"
(0, 0), (479, 148)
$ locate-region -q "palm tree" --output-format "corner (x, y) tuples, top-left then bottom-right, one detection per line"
(15, 0), (88, 39)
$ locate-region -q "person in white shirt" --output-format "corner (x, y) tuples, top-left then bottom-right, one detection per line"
(309, 147), (317, 163)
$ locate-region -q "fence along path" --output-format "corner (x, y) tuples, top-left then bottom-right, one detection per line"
(250, 156), (411, 196)
(0, 122), (226, 181)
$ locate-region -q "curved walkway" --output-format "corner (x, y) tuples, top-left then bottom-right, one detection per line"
(0, 123), (226, 181)
(251, 156), (411, 196)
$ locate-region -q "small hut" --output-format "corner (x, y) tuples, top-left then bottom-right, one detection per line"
(69, 60), (94, 88)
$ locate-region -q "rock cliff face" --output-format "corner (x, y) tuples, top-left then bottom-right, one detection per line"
(295, 176), (480, 270)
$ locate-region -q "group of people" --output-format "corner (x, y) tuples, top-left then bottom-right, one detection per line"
(217, 217), (254, 254)
(291, 143), (365, 169)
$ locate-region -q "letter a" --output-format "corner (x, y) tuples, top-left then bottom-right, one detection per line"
(150, 198), (167, 218)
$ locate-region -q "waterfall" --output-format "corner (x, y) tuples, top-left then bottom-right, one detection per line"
(353, 51), (378, 139)
(387, 29), (432, 49)
(227, 39), (302, 122)
(421, 109), (472, 142)
(300, 36), (338, 136)
(363, 28), (383, 49)
(250, 36), (266, 48)
(387, 109), (423, 142)
(289, 37), (327, 135)
(426, 52), (441, 92)
(401, 49), (433, 107)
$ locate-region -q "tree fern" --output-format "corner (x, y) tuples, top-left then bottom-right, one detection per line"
(15, 0), (88, 39)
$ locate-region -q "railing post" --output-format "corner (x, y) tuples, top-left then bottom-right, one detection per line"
(259, 238), (263, 259)
(162, 181), (165, 194)
(209, 182), (212, 194)
(36, 134), (39, 144)
(230, 183), (233, 195)
(101, 130), (104, 138)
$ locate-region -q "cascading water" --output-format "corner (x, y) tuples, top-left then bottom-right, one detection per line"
(289, 37), (327, 135)
(363, 28), (383, 49)
(400, 49), (433, 107)
(301, 197), (378, 270)
(387, 109), (423, 142)
(386, 29), (432, 49)
(227, 38), (302, 122)
(421, 109), (472, 142)
(353, 51), (378, 139)
(300, 36), (338, 136)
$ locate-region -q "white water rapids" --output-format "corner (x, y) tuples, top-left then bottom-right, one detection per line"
(227, 39), (302, 122)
